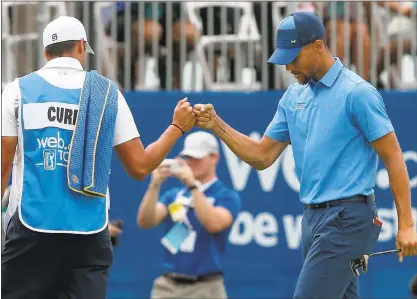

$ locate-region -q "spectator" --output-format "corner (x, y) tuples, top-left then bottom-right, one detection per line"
(137, 131), (241, 299)
(197, 5), (242, 84)
(254, 2), (316, 89)
(253, 2), (276, 90)
(323, 2), (371, 81)
(106, 2), (199, 90)
(375, 2), (417, 88)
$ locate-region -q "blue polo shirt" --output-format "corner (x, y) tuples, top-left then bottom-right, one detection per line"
(159, 179), (241, 276)
(265, 58), (394, 204)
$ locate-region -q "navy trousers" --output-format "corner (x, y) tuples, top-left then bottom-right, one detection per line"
(294, 195), (381, 299)
(2, 211), (113, 299)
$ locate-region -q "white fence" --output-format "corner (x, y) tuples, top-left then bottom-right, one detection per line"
(2, 1), (416, 91)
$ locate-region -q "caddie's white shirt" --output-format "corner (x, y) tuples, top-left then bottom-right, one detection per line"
(1, 57), (139, 229)
(1, 57), (139, 144)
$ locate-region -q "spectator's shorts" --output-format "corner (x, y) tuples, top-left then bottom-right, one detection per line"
(325, 2), (367, 22)
(105, 3), (182, 44)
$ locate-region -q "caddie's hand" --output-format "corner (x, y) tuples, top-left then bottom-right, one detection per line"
(193, 104), (217, 130)
(173, 157), (196, 187)
(172, 98), (196, 133)
(396, 226), (417, 262)
(150, 165), (171, 186)
(108, 223), (123, 238)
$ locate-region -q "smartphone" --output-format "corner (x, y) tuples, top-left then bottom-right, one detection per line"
(161, 159), (181, 174)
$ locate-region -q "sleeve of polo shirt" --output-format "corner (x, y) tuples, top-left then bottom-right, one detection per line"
(264, 92), (290, 142)
(349, 83), (394, 142)
(215, 190), (241, 220)
(1, 80), (19, 137)
(113, 90), (140, 146)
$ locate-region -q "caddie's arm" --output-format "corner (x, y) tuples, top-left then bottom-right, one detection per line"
(115, 128), (182, 181)
(1, 81), (19, 198)
(115, 98), (195, 181)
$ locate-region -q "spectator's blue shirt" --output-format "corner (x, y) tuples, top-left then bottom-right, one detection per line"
(159, 178), (241, 276)
(265, 58), (394, 204)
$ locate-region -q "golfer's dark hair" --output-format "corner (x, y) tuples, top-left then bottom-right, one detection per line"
(45, 40), (78, 57)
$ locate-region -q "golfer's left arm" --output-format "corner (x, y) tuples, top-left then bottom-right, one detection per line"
(372, 132), (417, 258)
(372, 133), (413, 229)
(350, 83), (416, 256)
(1, 81), (19, 198)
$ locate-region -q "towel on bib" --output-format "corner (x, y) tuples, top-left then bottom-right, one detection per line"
(67, 71), (118, 197)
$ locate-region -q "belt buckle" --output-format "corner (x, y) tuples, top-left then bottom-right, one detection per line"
(169, 273), (198, 281)
(311, 203), (322, 209)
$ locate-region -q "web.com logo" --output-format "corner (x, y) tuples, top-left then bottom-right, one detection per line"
(36, 131), (71, 169)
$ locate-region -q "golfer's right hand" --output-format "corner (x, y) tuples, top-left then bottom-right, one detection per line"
(172, 97), (195, 133)
(396, 226), (417, 262)
(193, 103), (217, 130)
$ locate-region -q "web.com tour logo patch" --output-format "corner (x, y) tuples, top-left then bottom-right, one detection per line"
(36, 131), (71, 170)
(43, 149), (57, 170)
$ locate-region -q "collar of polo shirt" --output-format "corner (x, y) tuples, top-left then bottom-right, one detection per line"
(311, 58), (344, 88)
(199, 177), (218, 192)
(42, 57), (84, 71)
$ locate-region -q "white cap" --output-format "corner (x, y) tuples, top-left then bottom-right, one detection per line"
(43, 16), (94, 54)
(180, 131), (219, 159)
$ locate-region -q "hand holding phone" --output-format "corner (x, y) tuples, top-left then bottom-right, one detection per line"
(160, 159), (182, 174)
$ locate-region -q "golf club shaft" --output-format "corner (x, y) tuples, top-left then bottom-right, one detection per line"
(369, 249), (401, 257)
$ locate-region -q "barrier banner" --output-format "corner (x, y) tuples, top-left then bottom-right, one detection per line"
(108, 91), (417, 299)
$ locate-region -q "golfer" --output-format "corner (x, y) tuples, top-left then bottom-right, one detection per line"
(1, 16), (195, 299)
(193, 12), (417, 299)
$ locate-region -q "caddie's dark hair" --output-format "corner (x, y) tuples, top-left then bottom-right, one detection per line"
(45, 40), (78, 57)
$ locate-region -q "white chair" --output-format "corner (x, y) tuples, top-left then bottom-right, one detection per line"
(94, 2), (161, 91)
(185, 2), (262, 91)
(1, 2), (67, 89)
(270, 2), (299, 89)
(386, 13), (417, 89)
(93, 2), (122, 88)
